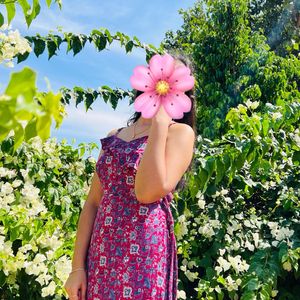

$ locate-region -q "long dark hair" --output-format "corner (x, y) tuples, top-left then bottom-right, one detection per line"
(127, 50), (197, 192)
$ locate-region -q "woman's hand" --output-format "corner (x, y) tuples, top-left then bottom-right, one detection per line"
(64, 270), (87, 300)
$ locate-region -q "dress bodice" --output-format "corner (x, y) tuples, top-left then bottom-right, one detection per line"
(96, 123), (176, 202)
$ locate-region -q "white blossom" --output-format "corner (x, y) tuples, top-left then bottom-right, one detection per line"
(177, 289), (186, 299)
(0, 25), (32, 67)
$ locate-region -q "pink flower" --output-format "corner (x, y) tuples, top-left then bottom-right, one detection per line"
(129, 53), (195, 119)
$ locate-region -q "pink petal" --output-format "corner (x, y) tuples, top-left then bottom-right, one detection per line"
(168, 66), (191, 83)
(133, 65), (156, 86)
(134, 91), (161, 118)
(170, 75), (195, 92)
(130, 65), (156, 92)
(162, 91), (192, 119)
(149, 53), (175, 81)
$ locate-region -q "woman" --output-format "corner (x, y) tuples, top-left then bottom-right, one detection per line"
(64, 52), (197, 300)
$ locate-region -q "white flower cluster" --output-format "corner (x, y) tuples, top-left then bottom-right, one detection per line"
(0, 23), (32, 67)
(24, 253), (59, 297)
(268, 221), (294, 247)
(36, 228), (63, 250)
(244, 99), (259, 110)
(0, 166), (17, 178)
(54, 255), (72, 285)
(43, 139), (58, 155)
(198, 218), (222, 240)
(224, 275), (242, 292)
(196, 190), (206, 209)
(20, 182), (48, 218)
(177, 289), (187, 299)
(215, 254), (250, 276)
(212, 188), (232, 204)
(180, 258), (199, 282)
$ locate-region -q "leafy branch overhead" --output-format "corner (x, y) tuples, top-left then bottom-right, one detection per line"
(59, 85), (136, 112)
(0, 0), (62, 28)
(15, 28), (164, 63)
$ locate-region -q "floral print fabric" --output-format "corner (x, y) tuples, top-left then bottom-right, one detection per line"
(86, 126), (178, 299)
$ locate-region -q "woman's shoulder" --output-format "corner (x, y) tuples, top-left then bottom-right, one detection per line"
(169, 121), (192, 130)
(168, 121), (195, 140)
(106, 127), (122, 137)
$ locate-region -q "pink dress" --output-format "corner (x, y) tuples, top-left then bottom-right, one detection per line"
(86, 123), (178, 300)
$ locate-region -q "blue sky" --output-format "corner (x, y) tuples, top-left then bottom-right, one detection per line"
(1, 0), (195, 158)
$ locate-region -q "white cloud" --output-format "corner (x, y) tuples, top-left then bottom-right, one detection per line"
(10, 5), (88, 34)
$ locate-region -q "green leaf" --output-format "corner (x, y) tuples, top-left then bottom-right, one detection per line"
(46, 39), (57, 59)
(133, 35), (141, 46)
(293, 42), (299, 51)
(46, 0), (52, 8)
(104, 28), (113, 44)
(246, 277), (260, 291)
(13, 123), (24, 151)
(101, 85), (113, 92)
(10, 226), (20, 242)
(17, 51), (30, 63)
(84, 92), (95, 111)
(5, 67), (36, 100)
(259, 286), (270, 300)
(125, 40), (134, 53)
(0, 12), (4, 27)
(71, 35), (83, 56)
(92, 32), (107, 51)
(36, 114), (51, 141)
(240, 291), (257, 300)
(5, 3), (16, 25)
(74, 87), (85, 107)
(18, 0), (41, 27)
(204, 157), (215, 178)
(30, 0), (41, 26)
(33, 37), (46, 57)
(17, 0), (31, 23)
(216, 275), (226, 286)
(216, 157), (225, 184)
(24, 117), (38, 141)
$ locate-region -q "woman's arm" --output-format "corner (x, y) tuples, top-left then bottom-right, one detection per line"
(71, 192), (100, 270)
(71, 128), (119, 270)
(134, 117), (195, 204)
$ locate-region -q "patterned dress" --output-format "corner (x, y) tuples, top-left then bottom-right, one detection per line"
(86, 123), (178, 300)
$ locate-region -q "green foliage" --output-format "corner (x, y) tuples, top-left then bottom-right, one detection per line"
(0, 67), (65, 152)
(0, 135), (98, 299)
(15, 27), (164, 63)
(249, 0), (300, 57)
(163, 0), (300, 141)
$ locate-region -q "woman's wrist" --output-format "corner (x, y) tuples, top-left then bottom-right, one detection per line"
(69, 267), (86, 275)
(151, 118), (170, 127)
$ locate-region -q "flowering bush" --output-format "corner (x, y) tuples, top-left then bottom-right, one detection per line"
(173, 98), (300, 299)
(0, 136), (98, 299)
(165, 1), (300, 299)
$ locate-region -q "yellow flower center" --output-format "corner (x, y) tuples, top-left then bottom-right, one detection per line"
(155, 80), (169, 95)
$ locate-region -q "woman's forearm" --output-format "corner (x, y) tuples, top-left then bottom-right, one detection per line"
(71, 201), (99, 269)
(134, 120), (169, 202)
